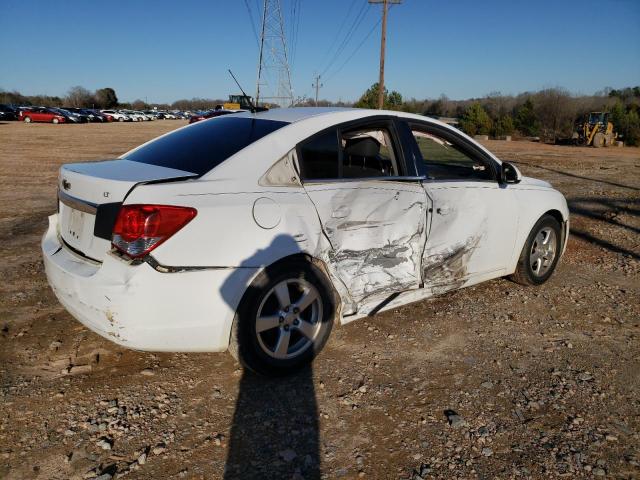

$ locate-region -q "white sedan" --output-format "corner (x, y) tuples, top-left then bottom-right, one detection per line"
(100, 110), (130, 122)
(42, 108), (569, 375)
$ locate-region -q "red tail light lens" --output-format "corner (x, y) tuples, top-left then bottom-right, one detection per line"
(112, 204), (197, 258)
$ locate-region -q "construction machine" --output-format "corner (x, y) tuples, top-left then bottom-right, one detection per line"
(220, 95), (270, 112)
(572, 112), (617, 147)
(222, 94), (252, 110)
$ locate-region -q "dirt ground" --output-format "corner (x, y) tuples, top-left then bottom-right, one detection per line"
(0, 121), (638, 480)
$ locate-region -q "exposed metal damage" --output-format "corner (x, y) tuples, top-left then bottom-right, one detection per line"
(422, 235), (481, 294)
(303, 185), (427, 308)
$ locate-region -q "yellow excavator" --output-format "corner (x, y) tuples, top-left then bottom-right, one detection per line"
(573, 112), (617, 147)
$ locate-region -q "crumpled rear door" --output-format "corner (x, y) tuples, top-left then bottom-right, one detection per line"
(304, 179), (427, 308)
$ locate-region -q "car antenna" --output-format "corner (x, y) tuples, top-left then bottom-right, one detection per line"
(228, 69), (257, 113)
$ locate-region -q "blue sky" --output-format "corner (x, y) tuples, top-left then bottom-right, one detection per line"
(1, 0), (638, 103)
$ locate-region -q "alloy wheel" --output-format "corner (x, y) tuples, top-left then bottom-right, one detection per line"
(255, 278), (323, 360)
(530, 227), (557, 277)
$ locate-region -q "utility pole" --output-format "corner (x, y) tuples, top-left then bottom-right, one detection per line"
(369, 0), (401, 109)
(312, 74), (323, 106)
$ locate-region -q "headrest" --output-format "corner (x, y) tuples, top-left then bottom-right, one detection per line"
(344, 136), (380, 157)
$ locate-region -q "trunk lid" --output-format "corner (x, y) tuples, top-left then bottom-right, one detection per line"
(58, 159), (196, 261)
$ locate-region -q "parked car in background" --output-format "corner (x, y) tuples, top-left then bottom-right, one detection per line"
(101, 110), (130, 122)
(87, 109), (112, 122)
(81, 108), (103, 122)
(188, 109), (240, 124)
(120, 110), (144, 122)
(60, 108), (89, 123)
(136, 111), (153, 121)
(0, 104), (18, 121)
(19, 107), (67, 124)
(42, 108), (569, 376)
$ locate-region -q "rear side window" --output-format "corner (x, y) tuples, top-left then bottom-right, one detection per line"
(298, 129), (340, 180)
(124, 116), (288, 175)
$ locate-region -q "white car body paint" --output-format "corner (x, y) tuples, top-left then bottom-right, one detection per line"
(100, 110), (129, 121)
(42, 108), (569, 352)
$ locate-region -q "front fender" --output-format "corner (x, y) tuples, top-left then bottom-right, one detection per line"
(507, 187), (569, 273)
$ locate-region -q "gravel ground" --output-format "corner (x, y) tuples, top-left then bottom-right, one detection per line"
(0, 121), (638, 480)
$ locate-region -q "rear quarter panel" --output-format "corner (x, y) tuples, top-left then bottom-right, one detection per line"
(125, 180), (327, 269)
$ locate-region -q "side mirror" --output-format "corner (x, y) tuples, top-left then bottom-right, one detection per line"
(501, 161), (522, 184)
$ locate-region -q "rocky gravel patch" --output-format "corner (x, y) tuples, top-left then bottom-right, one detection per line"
(0, 126), (638, 479)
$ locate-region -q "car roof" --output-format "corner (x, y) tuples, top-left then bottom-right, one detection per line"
(202, 106), (503, 182)
(236, 107), (353, 123)
(235, 106), (458, 128)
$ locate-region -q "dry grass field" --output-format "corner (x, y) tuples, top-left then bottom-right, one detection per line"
(0, 120), (638, 479)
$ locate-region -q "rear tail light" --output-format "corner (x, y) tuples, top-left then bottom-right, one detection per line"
(112, 204), (197, 258)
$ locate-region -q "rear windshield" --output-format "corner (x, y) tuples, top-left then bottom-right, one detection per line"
(123, 116), (288, 175)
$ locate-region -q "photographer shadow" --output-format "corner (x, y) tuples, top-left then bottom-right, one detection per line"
(220, 234), (321, 480)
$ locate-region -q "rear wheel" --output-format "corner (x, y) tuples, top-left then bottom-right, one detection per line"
(52, 118), (59, 124)
(605, 132), (614, 146)
(118, 117), (124, 122)
(229, 260), (335, 376)
(510, 214), (562, 286)
(23, 116), (32, 123)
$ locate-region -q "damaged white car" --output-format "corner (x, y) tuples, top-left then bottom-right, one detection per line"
(42, 108), (569, 375)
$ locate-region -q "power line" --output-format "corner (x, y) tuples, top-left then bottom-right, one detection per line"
(320, 1), (370, 77)
(289, 0), (302, 69)
(243, 0), (261, 47)
(318, 0), (358, 68)
(324, 14), (382, 83)
(324, 3), (397, 85)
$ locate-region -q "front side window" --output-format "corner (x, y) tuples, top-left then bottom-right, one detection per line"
(124, 116), (288, 176)
(411, 129), (493, 181)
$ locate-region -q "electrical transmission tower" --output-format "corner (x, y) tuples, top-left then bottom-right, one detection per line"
(255, 0), (293, 107)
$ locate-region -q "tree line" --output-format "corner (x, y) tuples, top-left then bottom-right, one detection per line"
(0, 86), (230, 112)
(2, 83), (639, 145)
(347, 84), (640, 146)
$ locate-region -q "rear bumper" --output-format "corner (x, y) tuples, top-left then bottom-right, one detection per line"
(42, 214), (258, 352)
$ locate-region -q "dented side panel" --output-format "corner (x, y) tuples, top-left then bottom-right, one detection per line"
(304, 180), (427, 308)
(421, 182), (518, 293)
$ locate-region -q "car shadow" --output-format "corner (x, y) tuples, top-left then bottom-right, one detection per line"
(219, 235), (321, 479)
(514, 160), (640, 192)
(567, 196), (640, 260)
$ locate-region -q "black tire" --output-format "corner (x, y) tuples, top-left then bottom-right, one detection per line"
(593, 132), (605, 148)
(229, 259), (335, 376)
(510, 214), (562, 286)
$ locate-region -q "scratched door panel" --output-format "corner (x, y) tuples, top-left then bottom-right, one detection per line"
(304, 180), (427, 305)
(422, 182), (518, 291)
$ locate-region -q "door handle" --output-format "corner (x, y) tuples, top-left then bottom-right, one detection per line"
(436, 206), (451, 215)
(331, 206), (351, 218)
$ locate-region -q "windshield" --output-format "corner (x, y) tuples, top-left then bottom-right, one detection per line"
(123, 116), (288, 175)
(589, 113), (605, 124)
